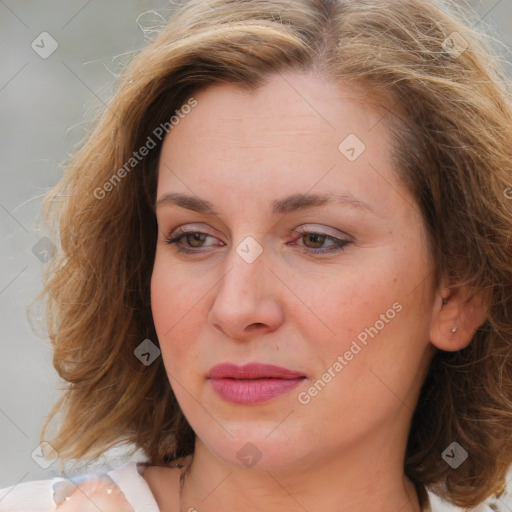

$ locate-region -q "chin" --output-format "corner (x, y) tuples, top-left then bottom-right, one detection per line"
(195, 421), (313, 471)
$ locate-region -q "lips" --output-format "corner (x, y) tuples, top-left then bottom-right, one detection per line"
(207, 363), (306, 404)
(207, 362), (305, 380)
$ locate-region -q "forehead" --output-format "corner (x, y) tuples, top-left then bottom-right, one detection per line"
(166, 71), (389, 145)
(156, 70), (407, 220)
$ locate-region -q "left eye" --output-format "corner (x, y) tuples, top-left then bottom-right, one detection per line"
(292, 231), (350, 254)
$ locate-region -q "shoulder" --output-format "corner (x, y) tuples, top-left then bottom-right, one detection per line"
(0, 462), (142, 512)
(0, 477), (61, 511)
(53, 473), (133, 511)
(427, 486), (512, 512)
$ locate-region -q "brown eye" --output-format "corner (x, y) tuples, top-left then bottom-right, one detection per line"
(302, 233), (327, 249)
(165, 230), (222, 254)
(186, 232), (208, 247)
(292, 229), (351, 254)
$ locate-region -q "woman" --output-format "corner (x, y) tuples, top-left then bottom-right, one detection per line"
(2, 0), (512, 510)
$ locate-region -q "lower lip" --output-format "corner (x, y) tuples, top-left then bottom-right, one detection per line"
(208, 377), (304, 404)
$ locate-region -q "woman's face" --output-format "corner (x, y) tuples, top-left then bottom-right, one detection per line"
(151, 71), (437, 472)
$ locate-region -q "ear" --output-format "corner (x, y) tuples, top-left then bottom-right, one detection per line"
(429, 282), (490, 352)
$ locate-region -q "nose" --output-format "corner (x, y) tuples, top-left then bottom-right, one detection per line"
(207, 243), (285, 341)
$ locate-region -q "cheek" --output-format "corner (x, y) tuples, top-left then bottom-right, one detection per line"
(150, 261), (207, 419)
(294, 276), (429, 433)
(291, 266), (392, 346)
(150, 254), (205, 367)
(298, 248), (429, 371)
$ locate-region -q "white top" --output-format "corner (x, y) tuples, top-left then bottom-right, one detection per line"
(0, 461), (510, 511)
(0, 461), (159, 512)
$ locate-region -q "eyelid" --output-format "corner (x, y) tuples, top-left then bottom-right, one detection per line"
(167, 223), (224, 240)
(294, 224), (351, 240)
(165, 223), (351, 242)
(165, 220), (349, 237)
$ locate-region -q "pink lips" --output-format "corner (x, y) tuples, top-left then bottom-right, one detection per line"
(207, 363), (306, 404)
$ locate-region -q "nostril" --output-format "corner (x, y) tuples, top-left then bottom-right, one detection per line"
(250, 323), (265, 327)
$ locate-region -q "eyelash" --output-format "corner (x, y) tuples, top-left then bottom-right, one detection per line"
(164, 228), (351, 255)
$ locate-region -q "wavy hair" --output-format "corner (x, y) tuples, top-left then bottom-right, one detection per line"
(35, 0), (512, 507)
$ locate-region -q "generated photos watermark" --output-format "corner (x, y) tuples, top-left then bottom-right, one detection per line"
(298, 301), (403, 405)
(93, 97), (198, 200)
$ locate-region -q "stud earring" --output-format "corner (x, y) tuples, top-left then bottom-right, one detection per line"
(451, 326), (458, 333)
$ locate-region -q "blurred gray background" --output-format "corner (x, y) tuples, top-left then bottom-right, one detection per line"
(0, 0), (511, 494)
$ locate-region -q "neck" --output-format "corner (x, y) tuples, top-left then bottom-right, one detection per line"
(179, 437), (422, 512)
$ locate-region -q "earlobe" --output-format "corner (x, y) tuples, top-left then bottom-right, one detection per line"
(429, 286), (490, 352)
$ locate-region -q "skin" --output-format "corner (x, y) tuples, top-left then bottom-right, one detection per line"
(147, 70), (488, 512)
(55, 477), (134, 511)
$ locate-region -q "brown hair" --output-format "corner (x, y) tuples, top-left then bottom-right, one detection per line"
(35, 0), (512, 507)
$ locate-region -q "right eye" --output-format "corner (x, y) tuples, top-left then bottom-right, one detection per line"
(165, 230), (223, 253)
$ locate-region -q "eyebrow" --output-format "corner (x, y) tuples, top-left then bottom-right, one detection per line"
(155, 191), (376, 216)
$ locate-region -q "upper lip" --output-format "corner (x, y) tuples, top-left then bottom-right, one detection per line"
(207, 363), (305, 380)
